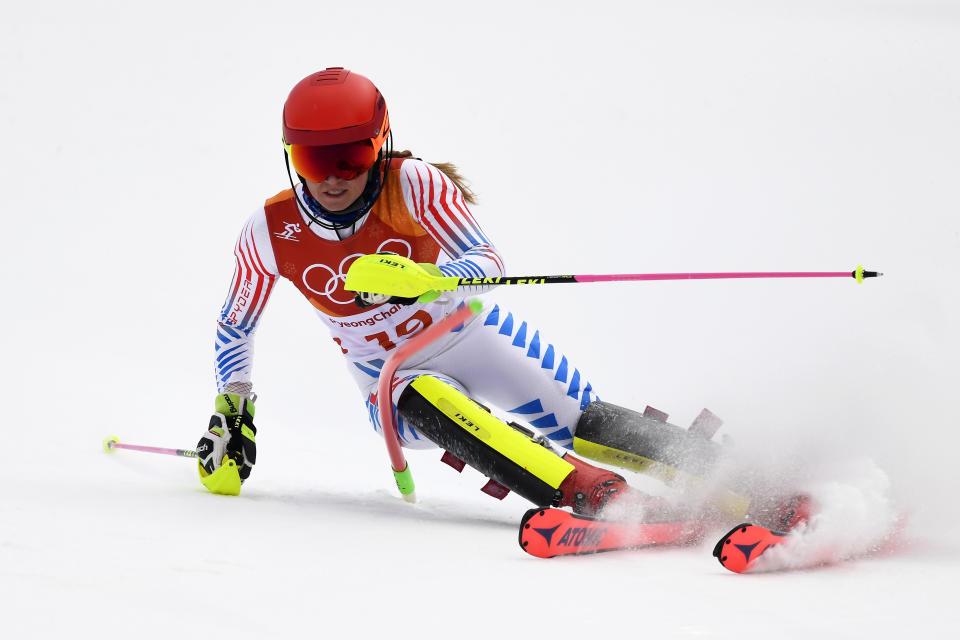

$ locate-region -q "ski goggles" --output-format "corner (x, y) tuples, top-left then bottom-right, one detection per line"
(284, 139), (378, 182)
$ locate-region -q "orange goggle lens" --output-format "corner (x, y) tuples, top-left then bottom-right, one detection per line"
(287, 141), (378, 182)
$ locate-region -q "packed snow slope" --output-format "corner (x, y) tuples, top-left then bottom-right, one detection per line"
(2, 1), (959, 638)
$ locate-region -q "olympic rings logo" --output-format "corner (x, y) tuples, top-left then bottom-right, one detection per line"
(302, 239), (413, 305)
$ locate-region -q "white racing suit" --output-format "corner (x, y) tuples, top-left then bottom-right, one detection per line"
(216, 157), (596, 451)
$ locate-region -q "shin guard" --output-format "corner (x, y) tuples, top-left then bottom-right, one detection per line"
(573, 401), (721, 481)
(398, 376), (575, 506)
(574, 401), (750, 517)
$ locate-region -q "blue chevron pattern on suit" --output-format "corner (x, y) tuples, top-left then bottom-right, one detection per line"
(479, 304), (599, 450)
(215, 323), (252, 391)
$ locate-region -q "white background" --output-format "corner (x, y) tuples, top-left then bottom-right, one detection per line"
(2, 1), (958, 637)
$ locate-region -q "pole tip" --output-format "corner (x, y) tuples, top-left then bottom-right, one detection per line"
(103, 435), (119, 453)
(853, 266), (883, 284)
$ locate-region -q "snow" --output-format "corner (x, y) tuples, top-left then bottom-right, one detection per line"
(3, 1), (959, 637)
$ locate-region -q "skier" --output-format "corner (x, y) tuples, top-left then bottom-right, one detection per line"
(198, 67), (783, 526)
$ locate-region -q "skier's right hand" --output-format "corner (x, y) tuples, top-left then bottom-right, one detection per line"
(354, 290), (418, 308)
(196, 393), (257, 496)
(349, 254), (447, 308)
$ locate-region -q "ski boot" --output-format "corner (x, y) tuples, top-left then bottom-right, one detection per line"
(770, 494), (812, 533)
(557, 454), (669, 520)
(748, 493), (812, 534)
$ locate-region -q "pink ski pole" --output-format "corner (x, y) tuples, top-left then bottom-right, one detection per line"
(449, 265), (882, 288)
(102, 436), (197, 458)
(376, 299), (484, 502)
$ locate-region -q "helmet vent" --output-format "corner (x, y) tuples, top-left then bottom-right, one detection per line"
(313, 68), (348, 84)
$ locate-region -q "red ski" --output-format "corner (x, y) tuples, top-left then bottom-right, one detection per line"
(519, 507), (706, 558)
(712, 523), (787, 573)
(711, 495), (813, 572)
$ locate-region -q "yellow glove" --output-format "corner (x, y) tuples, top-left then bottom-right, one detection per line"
(197, 393), (257, 496)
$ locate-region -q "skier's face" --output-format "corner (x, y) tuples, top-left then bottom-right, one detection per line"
(305, 173), (368, 212)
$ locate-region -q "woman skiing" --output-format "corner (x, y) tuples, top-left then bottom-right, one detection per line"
(198, 67), (783, 528)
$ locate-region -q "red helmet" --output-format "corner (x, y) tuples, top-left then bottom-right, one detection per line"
(282, 67), (390, 153)
(281, 68), (393, 230)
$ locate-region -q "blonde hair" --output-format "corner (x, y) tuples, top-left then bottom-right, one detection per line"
(388, 149), (477, 205)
